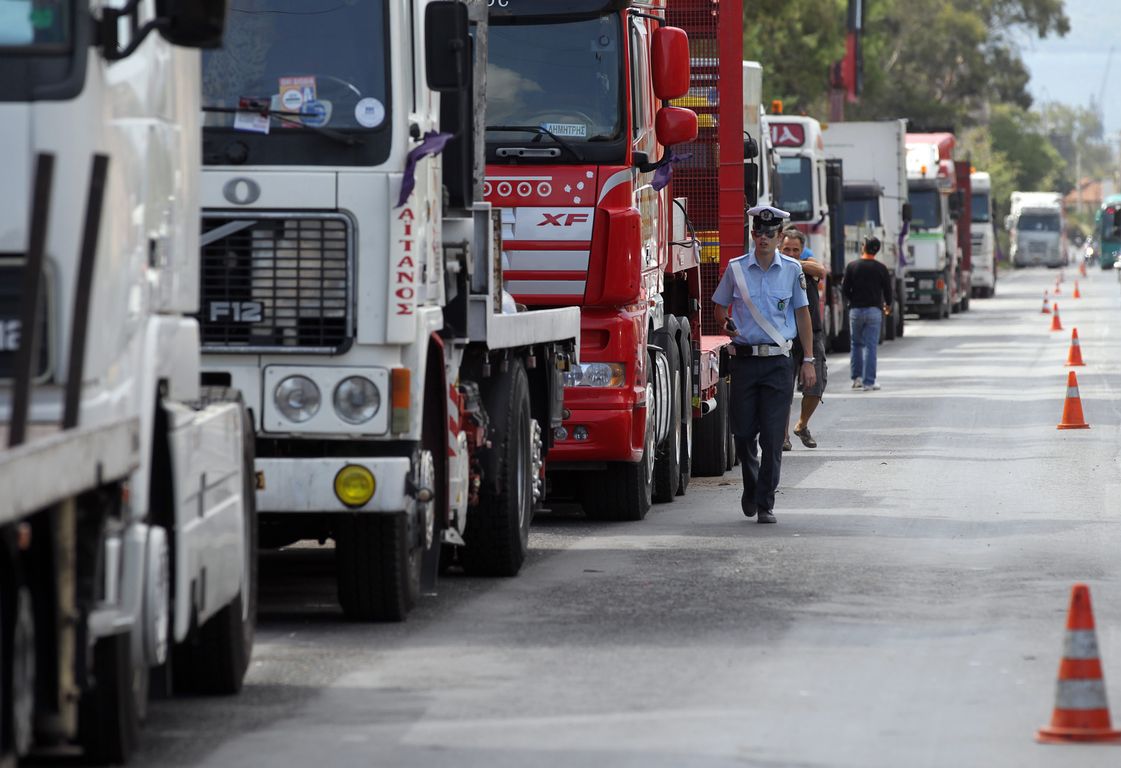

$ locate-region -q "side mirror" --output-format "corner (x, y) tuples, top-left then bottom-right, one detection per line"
(826, 176), (842, 207)
(426, 1), (470, 92)
(156, 0), (229, 49)
(651, 27), (690, 100)
(655, 106), (697, 147)
(743, 135), (758, 160)
(948, 191), (962, 221)
(744, 162), (759, 207)
(902, 202), (913, 222)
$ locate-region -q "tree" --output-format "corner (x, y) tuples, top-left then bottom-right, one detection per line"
(743, 0), (1070, 129)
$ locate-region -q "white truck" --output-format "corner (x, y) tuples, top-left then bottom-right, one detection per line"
(904, 133), (967, 318)
(823, 119), (910, 340)
(970, 171), (997, 296)
(1, 2), (256, 763)
(742, 61), (776, 208)
(1008, 191), (1065, 268)
(196, 0), (579, 622)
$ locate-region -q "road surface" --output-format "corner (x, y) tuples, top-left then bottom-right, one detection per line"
(132, 266), (1121, 767)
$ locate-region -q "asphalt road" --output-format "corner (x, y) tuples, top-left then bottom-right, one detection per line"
(132, 266), (1121, 768)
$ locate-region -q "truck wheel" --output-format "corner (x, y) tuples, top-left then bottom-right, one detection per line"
(676, 318), (693, 495)
(691, 375), (728, 477)
(652, 323), (681, 504)
(174, 397), (257, 692)
(897, 307), (905, 337)
(885, 305), (897, 340)
(1, 581), (35, 759)
(463, 361), (534, 576)
(336, 512), (419, 621)
(584, 352), (658, 520)
(79, 630), (139, 764)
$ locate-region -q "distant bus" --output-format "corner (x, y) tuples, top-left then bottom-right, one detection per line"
(1095, 194), (1121, 269)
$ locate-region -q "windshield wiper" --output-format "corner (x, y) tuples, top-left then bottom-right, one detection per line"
(201, 105), (365, 147)
(485, 125), (583, 161)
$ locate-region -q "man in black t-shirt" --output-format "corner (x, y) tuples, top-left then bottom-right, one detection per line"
(842, 236), (893, 391)
(781, 228), (827, 449)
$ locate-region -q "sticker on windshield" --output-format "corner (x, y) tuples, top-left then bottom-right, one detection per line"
(355, 97), (385, 128)
(542, 123), (587, 138)
(233, 96), (270, 135)
(279, 75), (316, 114)
(302, 100), (332, 128)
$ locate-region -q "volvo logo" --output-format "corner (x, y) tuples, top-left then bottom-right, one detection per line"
(223, 178), (261, 205)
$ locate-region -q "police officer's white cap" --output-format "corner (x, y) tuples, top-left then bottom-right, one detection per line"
(747, 205), (791, 227)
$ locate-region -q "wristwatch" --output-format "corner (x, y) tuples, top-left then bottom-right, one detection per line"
(803, 357), (815, 363)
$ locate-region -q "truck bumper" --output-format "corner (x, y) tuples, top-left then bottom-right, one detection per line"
(256, 457), (410, 513)
(548, 404), (646, 464)
(904, 272), (946, 309)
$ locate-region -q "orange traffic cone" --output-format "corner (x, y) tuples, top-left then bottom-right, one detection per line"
(1041, 291), (1051, 314)
(1073, 281), (1082, 299)
(1066, 329), (1086, 367)
(1054, 282), (1062, 296)
(1037, 584), (1121, 743)
(1057, 371), (1089, 430)
(1050, 303), (1063, 331)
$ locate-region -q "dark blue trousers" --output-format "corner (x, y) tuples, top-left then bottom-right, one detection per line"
(729, 354), (794, 511)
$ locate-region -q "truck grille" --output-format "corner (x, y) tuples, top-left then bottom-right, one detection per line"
(198, 214), (352, 353)
(971, 234), (984, 250)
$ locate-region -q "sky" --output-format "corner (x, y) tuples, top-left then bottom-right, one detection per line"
(1018, 0), (1119, 135)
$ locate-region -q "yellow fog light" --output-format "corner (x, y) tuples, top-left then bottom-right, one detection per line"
(334, 465), (376, 507)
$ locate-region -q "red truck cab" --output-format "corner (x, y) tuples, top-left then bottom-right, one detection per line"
(484, 0), (709, 521)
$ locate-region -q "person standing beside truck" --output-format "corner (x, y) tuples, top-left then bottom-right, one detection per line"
(713, 206), (816, 524)
(781, 228), (827, 450)
(843, 236), (893, 391)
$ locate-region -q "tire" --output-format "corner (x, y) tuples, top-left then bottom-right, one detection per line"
(652, 322), (681, 504)
(584, 351), (657, 521)
(335, 512), (419, 621)
(80, 631), (139, 765)
(692, 375), (728, 477)
(463, 361), (534, 576)
(1, 579), (34, 760)
(174, 396), (257, 692)
(885, 309), (897, 340)
(897, 307), (905, 337)
(675, 318), (693, 496)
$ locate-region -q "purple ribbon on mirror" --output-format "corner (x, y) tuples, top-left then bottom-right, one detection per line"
(651, 149), (692, 192)
(396, 131), (455, 208)
(897, 219), (910, 266)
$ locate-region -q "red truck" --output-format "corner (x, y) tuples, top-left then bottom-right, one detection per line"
(484, 0), (746, 521)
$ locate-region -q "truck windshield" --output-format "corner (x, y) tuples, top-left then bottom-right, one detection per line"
(843, 194), (881, 227)
(0, 1), (69, 47)
(971, 193), (990, 223)
(486, 15), (624, 162)
(907, 187), (941, 229)
(1017, 214), (1060, 232)
(201, 0), (391, 167)
(774, 156), (814, 220)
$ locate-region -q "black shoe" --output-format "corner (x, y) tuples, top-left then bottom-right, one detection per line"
(757, 510), (776, 524)
(741, 493), (757, 518)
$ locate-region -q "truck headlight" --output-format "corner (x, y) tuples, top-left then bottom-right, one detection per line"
(275, 375), (321, 423)
(564, 362), (626, 388)
(333, 376), (381, 424)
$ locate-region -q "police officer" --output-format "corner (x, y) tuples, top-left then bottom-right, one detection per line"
(712, 206), (816, 524)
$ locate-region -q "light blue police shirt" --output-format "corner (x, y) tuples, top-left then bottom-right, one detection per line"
(712, 251), (809, 346)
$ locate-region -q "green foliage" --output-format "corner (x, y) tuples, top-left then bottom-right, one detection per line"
(743, 0), (1069, 128)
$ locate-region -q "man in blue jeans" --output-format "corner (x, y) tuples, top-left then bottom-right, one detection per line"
(842, 236), (893, 391)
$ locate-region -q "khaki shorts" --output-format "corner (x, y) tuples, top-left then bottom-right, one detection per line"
(792, 334), (827, 398)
